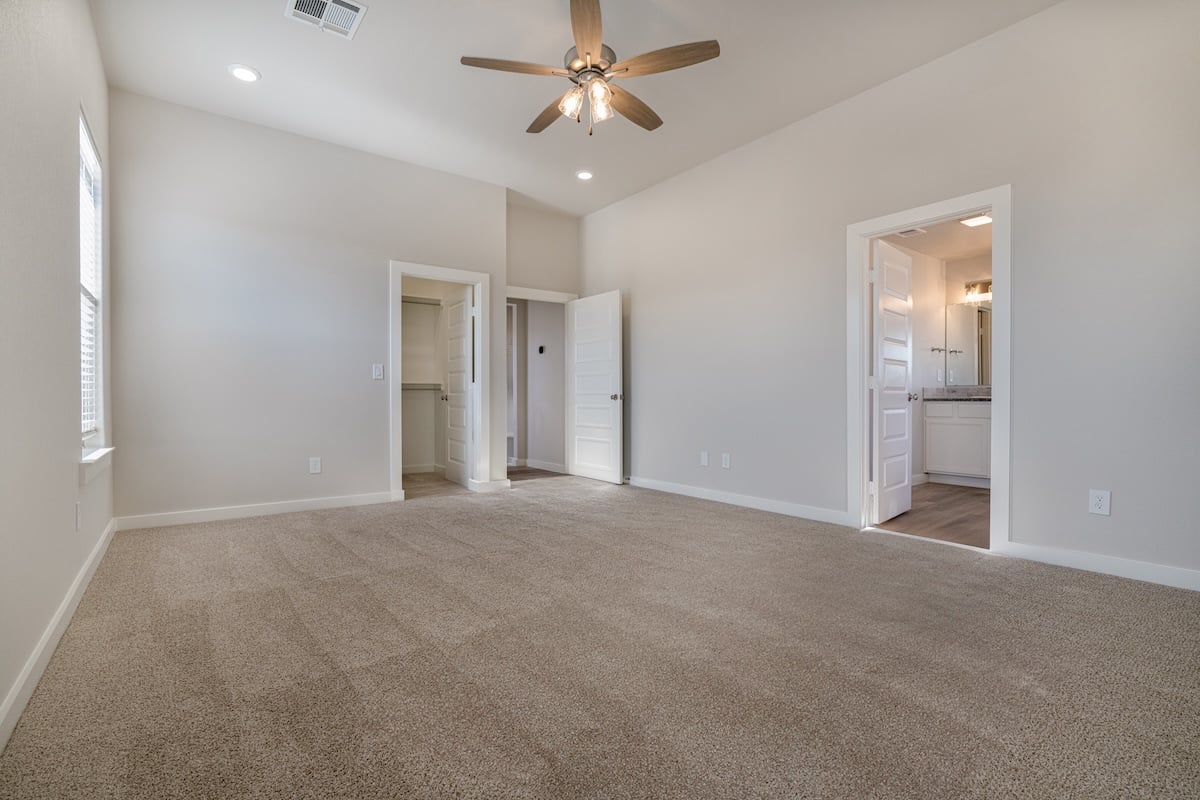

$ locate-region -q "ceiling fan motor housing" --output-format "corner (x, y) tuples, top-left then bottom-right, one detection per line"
(565, 44), (616, 74)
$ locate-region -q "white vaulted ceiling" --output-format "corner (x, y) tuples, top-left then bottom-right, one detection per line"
(88, 0), (1063, 216)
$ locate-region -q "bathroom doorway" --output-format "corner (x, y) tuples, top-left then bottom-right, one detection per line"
(846, 186), (1012, 552)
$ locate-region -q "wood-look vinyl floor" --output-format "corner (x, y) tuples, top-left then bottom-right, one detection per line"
(876, 482), (990, 549)
(402, 472), (469, 499)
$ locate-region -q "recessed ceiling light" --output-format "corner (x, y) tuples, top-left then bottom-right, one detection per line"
(960, 214), (992, 227)
(228, 64), (261, 83)
(576, 170), (594, 181)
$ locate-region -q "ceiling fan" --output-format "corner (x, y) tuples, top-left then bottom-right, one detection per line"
(460, 0), (720, 135)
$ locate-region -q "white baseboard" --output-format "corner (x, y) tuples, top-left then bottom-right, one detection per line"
(402, 464), (437, 474)
(468, 479), (512, 493)
(928, 474), (990, 488)
(507, 458), (526, 468)
(1, 518), (117, 751)
(994, 541), (1200, 592)
(116, 492), (394, 531)
(524, 459), (566, 473)
(912, 472), (929, 486)
(629, 476), (853, 527)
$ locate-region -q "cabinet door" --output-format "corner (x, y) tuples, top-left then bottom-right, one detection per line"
(925, 417), (989, 477)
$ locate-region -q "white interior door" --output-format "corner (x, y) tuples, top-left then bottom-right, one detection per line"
(445, 285), (471, 486)
(566, 290), (623, 484)
(873, 240), (914, 524)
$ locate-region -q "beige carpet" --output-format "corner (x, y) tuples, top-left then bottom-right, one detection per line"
(1, 478), (1197, 799)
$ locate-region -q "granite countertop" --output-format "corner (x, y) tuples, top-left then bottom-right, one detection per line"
(922, 388), (991, 402)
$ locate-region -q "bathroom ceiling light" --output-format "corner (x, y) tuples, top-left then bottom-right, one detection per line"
(576, 170), (593, 181)
(960, 213), (992, 227)
(228, 64), (261, 83)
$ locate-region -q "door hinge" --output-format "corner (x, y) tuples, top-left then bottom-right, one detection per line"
(868, 481), (877, 496)
(867, 269), (877, 284)
(868, 375), (878, 390)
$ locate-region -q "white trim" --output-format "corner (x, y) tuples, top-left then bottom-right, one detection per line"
(402, 464), (438, 474)
(928, 474), (990, 489)
(505, 286), (578, 304)
(630, 476), (853, 526)
(507, 458), (527, 467)
(1, 517), (116, 751)
(911, 472), (929, 486)
(847, 186), (1012, 550)
(525, 459), (566, 473)
(468, 479), (512, 493)
(389, 261), (494, 499)
(116, 492), (393, 531)
(994, 541), (1200, 592)
(78, 446), (114, 486)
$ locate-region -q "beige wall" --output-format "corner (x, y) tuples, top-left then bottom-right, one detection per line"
(507, 197), (581, 294)
(581, 0), (1200, 571)
(0, 0), (112, 743)
(110, 91), (508, 516)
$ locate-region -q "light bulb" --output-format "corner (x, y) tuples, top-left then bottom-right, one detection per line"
(559, 86), (585, 120)
(588, 78), (611, 106)
(591, 97), (614, 123)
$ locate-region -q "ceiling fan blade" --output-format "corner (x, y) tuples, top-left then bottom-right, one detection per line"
(609, 84), (663, 131)
(460, 57), (568, 77)
(570, 0), (603, 64)
(609, 40), (720, 78)
(527, 91), (572, 133)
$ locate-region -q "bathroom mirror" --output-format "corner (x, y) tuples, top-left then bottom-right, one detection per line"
(945, 302), (992, 386)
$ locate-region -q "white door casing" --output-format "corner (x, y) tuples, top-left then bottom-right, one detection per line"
(445, 284), (471, 486)
(873, 240), (913, 524)
(566, 290), (623, 484)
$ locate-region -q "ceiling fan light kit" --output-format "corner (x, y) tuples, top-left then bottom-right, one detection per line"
(460, 0), (720, 135)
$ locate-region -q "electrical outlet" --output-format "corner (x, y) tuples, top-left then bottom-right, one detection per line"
(699, 450), (709, 467)
(721, 453), (731, 469)
(372, 363), (384, 380)
(1089, 489), (1111, 516)
(309, 457), (322, 475)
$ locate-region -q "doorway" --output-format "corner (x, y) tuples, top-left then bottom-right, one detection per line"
(846, 186), (1011, 551)
(507, 285), (625, 486)
(388, 261), (501, 501)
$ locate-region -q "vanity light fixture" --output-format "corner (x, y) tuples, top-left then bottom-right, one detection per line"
(960, 213), (992, 227)
(965, 280), (993, 303)
(228, 64), (261, 83)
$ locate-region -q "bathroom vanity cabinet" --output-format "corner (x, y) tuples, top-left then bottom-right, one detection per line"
(924, 400), (990, 480)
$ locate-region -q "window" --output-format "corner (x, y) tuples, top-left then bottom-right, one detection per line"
(80, 116), (102, 441)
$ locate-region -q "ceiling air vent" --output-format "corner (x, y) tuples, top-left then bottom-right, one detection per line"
(284, 0), (368, 40)
(894, 228), (926, 238)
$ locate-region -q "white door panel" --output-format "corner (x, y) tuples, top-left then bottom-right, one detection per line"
(445, 286), (471, 487)
(873, 240), (913, 524)
(567, 290), (623, 484)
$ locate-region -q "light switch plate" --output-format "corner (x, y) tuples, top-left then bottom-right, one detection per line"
(721, 453), (731, 469)
(309, 457), (322, 475)
(372, 363), (384, 380)
(1089, 489), (1110, 516)
(699, 450), (709, 467)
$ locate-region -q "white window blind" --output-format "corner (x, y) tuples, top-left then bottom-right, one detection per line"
(80, 117), (102, 438)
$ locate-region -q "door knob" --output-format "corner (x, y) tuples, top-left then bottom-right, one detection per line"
(610, 394), (619, 401)
(441, 394), (448, 401)
(908, 392), (919, 402)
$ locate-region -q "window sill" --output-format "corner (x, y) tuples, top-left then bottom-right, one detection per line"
(79, 446), (114, 486)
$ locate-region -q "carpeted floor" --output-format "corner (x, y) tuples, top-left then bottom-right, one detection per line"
(1, 477), (1198, 799)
